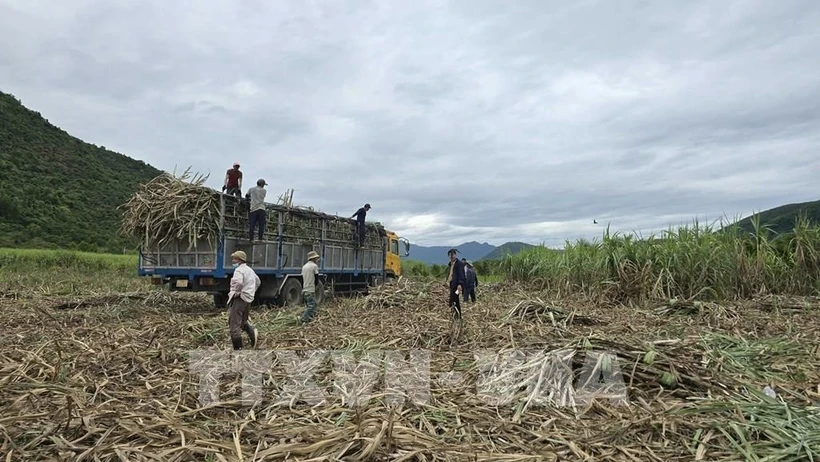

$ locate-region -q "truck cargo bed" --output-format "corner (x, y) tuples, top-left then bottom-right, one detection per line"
(139, 194), (386, 279)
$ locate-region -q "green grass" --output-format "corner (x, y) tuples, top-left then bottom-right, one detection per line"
(0, 247), (143, 295)
(498, 216), (820, 302)
(0, 247), (136, 272)
(401, 258), (505, 283)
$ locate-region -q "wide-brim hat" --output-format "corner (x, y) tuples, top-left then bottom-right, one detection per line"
(307, 251), (320, 261)
(231, 250), (247, 262)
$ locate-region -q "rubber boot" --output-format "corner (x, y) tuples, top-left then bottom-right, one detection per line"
(242, 324), (258, 348)
(231, 336), (243, 350)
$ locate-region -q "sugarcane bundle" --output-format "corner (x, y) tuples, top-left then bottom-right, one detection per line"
(119, 169), (222, 249)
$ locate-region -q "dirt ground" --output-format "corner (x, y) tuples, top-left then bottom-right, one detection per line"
(1, 277), (818, 461)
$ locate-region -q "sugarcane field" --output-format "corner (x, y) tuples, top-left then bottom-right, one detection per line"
(1, 172), (819, 461)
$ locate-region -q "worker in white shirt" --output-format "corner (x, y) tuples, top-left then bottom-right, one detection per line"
(227, 250), (260, 350)
(299, 251), (321, 324)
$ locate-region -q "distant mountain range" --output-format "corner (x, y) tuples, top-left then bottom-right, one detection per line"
(404, 241), (536, 265)
(405, 198), (820, 265)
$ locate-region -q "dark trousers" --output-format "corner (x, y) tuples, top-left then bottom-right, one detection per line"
(249, 209), (266, 241)
(354, 222), (365, 245)
(226, 187), (241, 198)
(463, 285), (476, 302)
(449, 288), (462, 319)
(228, 297), (254, 348)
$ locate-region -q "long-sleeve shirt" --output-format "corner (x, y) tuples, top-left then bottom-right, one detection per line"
(446, 259), (466, 290)
(247, 186), (267, 212)
(465, 267), (477, 287)
(351, 207), (367, 224)
(229, 263), (261, 303)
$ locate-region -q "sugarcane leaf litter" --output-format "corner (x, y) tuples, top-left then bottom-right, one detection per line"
(1, 171), (817, 461)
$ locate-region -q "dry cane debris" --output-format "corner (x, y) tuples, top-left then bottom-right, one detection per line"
(0, 277), (818, 461)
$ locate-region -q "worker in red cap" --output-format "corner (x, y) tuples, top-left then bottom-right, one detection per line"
(222, 162), (243, 197)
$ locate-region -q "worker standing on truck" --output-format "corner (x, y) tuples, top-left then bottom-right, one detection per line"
(300, 251), (321, 324)
(350, 203), (371, 246)
(246, 178), (268, 242)
(227, 250), (260, 350)
(222, 162), (243, 197)
(445, 249), (465, 319)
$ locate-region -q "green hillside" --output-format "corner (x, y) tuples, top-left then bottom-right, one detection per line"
(479, 241), (535, 260)
(732, 199), (820, 236)
(0, 91), (163, 252)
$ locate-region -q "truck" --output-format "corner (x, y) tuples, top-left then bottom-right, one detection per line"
(137, 193), (410, 308)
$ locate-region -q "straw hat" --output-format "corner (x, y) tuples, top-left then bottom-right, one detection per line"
(307, 251), (320, 261)
(231, 250), (247, 262)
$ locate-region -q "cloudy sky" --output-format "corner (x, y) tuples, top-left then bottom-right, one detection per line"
(2, 0), (819, 247)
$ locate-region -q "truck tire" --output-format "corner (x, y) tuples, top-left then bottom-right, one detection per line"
(280, 278), (303, 307)
(315, 281), (325, 305)
(213, 292), (228, 309)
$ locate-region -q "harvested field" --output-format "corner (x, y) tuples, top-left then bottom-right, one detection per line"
(1, 275), (819, 461)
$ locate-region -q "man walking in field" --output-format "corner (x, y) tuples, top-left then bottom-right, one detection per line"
(300, 251), (322, 324)
(222, 162), (243, 197)
(445, 249), (465, 319)
(227, 250), (260, 350)
(350, 203), (371, 246)
(463, 259), (478, 303)
(246, 178), (268, 242)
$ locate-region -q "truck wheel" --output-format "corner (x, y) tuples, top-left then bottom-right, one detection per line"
(213, 292), (228, 309)
(315, 281), (325, 305)
(280, 278), (303, 307)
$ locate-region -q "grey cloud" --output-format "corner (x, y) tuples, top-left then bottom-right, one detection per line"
(173, 101), (229, 115)
(1, 0), (818, 246)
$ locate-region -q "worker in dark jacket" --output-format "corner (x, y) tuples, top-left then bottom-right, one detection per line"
(462, 259), (478, 303)
(350, 203), (371, 246)
(445, 249), (465, 319)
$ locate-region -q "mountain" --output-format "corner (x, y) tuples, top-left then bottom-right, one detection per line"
(404, 240), (537, 264)
(404, 241), (496, 265)
(0, 91), (163, 252)
(730, 199), (820, 235)
(479, 241), (536, 260)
